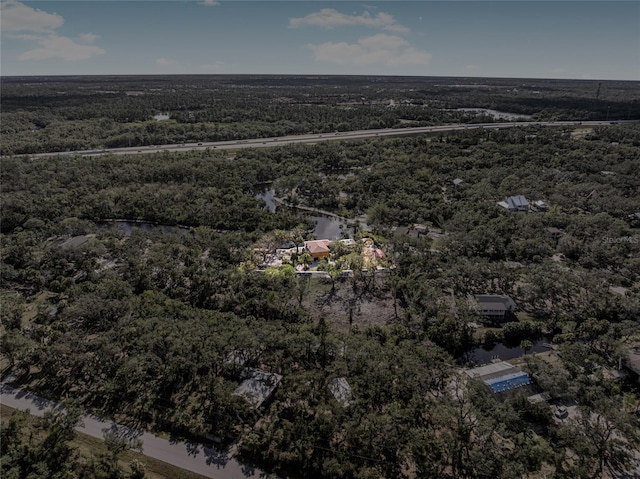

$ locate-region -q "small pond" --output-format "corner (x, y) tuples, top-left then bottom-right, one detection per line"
(311, 215), (351, 240)
(256, 188), (355, 240)
(470, 338), (552, 365)
(257, 188), (277, 213)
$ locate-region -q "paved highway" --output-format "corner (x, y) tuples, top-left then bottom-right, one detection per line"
(17, 121), (626, 159)
(1, 383), (264, 479)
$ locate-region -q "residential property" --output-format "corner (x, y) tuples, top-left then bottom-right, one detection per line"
(498, 195), (529, 212)
(233, 369), (283, 409)
(465, 361), (532, 394)
(628, 212), (640, 227)
(545, 227), (564, 239)
(304, 239), (331, 259)
(328, 377), (353, 407)
(453, 178), (466, 186)
(533, 200), (548, 211)
(472, 294), (517, 321)
(339, 238), (357, 248)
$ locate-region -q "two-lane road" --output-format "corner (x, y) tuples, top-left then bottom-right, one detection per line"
(1, 383), (264, 479)
(16, 120), (627, 159)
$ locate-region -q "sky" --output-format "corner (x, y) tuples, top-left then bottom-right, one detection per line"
(1, 0), (639, 80)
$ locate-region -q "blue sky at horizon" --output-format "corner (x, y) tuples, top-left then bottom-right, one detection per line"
(1, 0), (639, 80)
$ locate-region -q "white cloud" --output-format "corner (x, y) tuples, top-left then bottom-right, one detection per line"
(6, 33), (42, 41)
(307, 34), (431, 67)
(200, 61), (226, 70)
(78, 33), (99, 44)
(199, 0), (220, 6)
(156, 57), (175, 66)
(0, 0), (63, 32)
(3, 1), (105, 62)
(19, 35), (105, 61)
(290, 9), (409, 34)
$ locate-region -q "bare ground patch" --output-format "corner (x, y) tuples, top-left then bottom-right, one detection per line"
(302, 276), (403, 332)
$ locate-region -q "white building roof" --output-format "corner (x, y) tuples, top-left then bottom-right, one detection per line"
(328, 377), (353, 407)
(339, 238), (357, 247)
(465, 361), (515, 380)
(233, 369), (283, 409)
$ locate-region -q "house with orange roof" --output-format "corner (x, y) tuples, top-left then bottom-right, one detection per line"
(304, 239), (331, 259)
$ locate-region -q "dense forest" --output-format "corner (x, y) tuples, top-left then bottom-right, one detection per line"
(1, 75), (639, 154)
(2, 76), (640, 479)
(1, 405), (148, 479)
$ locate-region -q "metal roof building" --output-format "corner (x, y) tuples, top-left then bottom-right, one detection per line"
(465, 361), (531, 394)
(233, 369), (283, 409)
(507, 195), (529, 211)
(485, 371), (532, 393)
(498, 195), (529, 212)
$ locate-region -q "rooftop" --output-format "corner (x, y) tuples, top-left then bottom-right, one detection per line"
(465, 361), (515, 380)
(507, 195), (529, 209)
(474, 294), (516, 311)
(339, 239), (357, 247)
(328, 377), (353, 407)
(465, 361), (532, 394)
(233, 369), (283, 409)
(305, 239), (331, 255)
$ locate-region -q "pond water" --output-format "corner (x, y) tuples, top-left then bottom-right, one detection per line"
(97, 220), (190, 236)
(311, 216), (351, 240)
(256, 188), (354, 240)
(257, 188), (277, 213)
(455, 108), (532, 120)
(470, 338), (552, 365)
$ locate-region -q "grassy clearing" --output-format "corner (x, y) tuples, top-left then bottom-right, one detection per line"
(515, 311), (537, 322)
